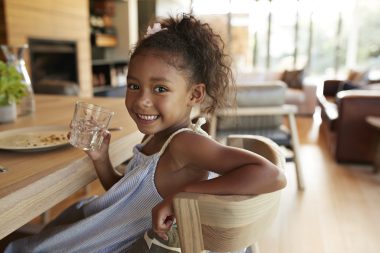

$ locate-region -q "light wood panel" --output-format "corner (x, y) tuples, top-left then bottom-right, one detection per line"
(3, 0), (92, 97)
(0, 1), (7, 46)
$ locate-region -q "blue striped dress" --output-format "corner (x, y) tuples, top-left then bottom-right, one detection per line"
(5, 119), (209, 253)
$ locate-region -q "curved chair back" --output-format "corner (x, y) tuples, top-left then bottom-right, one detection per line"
(173, 135), (285, 253)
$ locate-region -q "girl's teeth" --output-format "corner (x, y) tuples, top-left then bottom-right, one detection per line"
(138, 114), (158, 120)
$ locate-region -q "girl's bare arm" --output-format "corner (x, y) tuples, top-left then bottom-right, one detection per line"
(172, 132), (287, 195)
(86, 131), (123, 190)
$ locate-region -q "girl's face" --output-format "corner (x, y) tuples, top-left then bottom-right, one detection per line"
(125, 52), (196, 136)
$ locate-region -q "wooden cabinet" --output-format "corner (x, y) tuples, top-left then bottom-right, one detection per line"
(90, 0), (132, 97)
(92, 59), (128, 97)
(90, 0), (118, 48)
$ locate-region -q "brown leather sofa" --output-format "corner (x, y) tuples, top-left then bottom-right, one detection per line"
(319, 80), (380, 163)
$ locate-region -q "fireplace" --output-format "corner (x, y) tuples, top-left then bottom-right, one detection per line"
(28, 38), (79, 95)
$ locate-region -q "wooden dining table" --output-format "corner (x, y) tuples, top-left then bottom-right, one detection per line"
(0, 95), (143, 239)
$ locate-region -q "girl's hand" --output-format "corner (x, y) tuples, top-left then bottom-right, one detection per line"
(85, 130), (111, 161)
(152, 197), (175, 241)
(67, 121), (111, 161)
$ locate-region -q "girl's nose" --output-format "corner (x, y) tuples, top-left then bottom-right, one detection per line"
(138, 92), (153, 108)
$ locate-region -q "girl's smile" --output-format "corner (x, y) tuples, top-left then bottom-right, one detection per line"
(136, 113), (159, 121)
(135, 113), (160, 126)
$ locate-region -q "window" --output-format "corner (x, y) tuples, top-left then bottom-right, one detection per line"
(154, 0), (380, 78)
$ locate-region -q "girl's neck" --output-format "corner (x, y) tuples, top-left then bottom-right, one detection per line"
(142, 117), (192, 156)
(153, 118), (192, 141)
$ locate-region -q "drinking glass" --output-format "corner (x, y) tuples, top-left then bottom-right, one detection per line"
(69, 101), (114, 151)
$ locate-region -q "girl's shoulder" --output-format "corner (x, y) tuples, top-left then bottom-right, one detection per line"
(159, 117), (211, 155)
(167, 130), (222, 158)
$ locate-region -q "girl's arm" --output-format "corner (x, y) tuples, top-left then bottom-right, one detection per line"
(87, 133), (148, 190)
(153, 132), (286, 240)
(86, 131), (123, 190)
(175, 132), (286, 195)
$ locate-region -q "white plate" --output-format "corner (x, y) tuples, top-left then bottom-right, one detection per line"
(0, 125), (70, 152)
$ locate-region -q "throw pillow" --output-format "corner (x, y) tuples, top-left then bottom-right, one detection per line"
(346, 69), (369, 86)
(347, 69), (361, 81)
(281, 69), (304, 89)
(337, 80), (361, 93)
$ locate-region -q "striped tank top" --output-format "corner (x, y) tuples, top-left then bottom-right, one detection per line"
(5, 118), (209, 253)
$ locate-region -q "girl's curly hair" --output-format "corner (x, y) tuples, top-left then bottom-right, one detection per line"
(130, 13), (235, 114)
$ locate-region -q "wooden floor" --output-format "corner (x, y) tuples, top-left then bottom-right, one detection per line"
(259, 108), (380, 253)
(2, 107), (380, 252)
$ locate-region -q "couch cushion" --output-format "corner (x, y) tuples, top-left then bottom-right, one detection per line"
(236, 81), (286, 107)
(285, 88), (305, 104)
(362, 82), (380, 90)
(217, 82), (286, 131)
(235, 71), (283, 84)
(217, 115), (283, 130)
(347, 69), (369, 85)
(281, 69), (304, 89)
(336, 80), (361, 92)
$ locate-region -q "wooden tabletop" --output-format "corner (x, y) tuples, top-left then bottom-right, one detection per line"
(0, 95), (143, 239)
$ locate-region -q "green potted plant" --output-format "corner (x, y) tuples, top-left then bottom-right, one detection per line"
(0, 60), (27, 123)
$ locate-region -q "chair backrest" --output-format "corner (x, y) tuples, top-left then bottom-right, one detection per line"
(173, 135), (285, 253)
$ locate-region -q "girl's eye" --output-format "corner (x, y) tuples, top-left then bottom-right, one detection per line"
(127, 83), (139, 90)
(154, 86), (168, 93)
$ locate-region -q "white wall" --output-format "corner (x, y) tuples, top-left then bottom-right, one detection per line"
(105, 0), (138, 61)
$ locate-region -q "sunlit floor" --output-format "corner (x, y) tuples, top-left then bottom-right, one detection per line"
(258, 109), (380, 253)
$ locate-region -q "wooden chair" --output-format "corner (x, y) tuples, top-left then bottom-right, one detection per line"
(173, 135), (285, 253)
(208, 83), (304, 191)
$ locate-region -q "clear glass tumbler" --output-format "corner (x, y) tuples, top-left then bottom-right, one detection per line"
(69, 101), (115, 151)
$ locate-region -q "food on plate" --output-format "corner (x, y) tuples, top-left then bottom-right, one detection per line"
(0, 131), (68, 148)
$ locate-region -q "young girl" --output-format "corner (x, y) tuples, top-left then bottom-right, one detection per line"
(5, 14), (286, 253)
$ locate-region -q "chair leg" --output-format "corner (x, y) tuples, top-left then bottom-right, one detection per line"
(287, 113), (305, 190)
(209, 114), (217, 139)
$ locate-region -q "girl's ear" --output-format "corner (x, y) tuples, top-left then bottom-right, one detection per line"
(188, 83), (206, 105)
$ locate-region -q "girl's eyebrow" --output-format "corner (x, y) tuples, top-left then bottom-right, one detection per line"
(127, 74), (172, 84)
(150, 77), (172, 84)
(126, 75), (138, 80)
